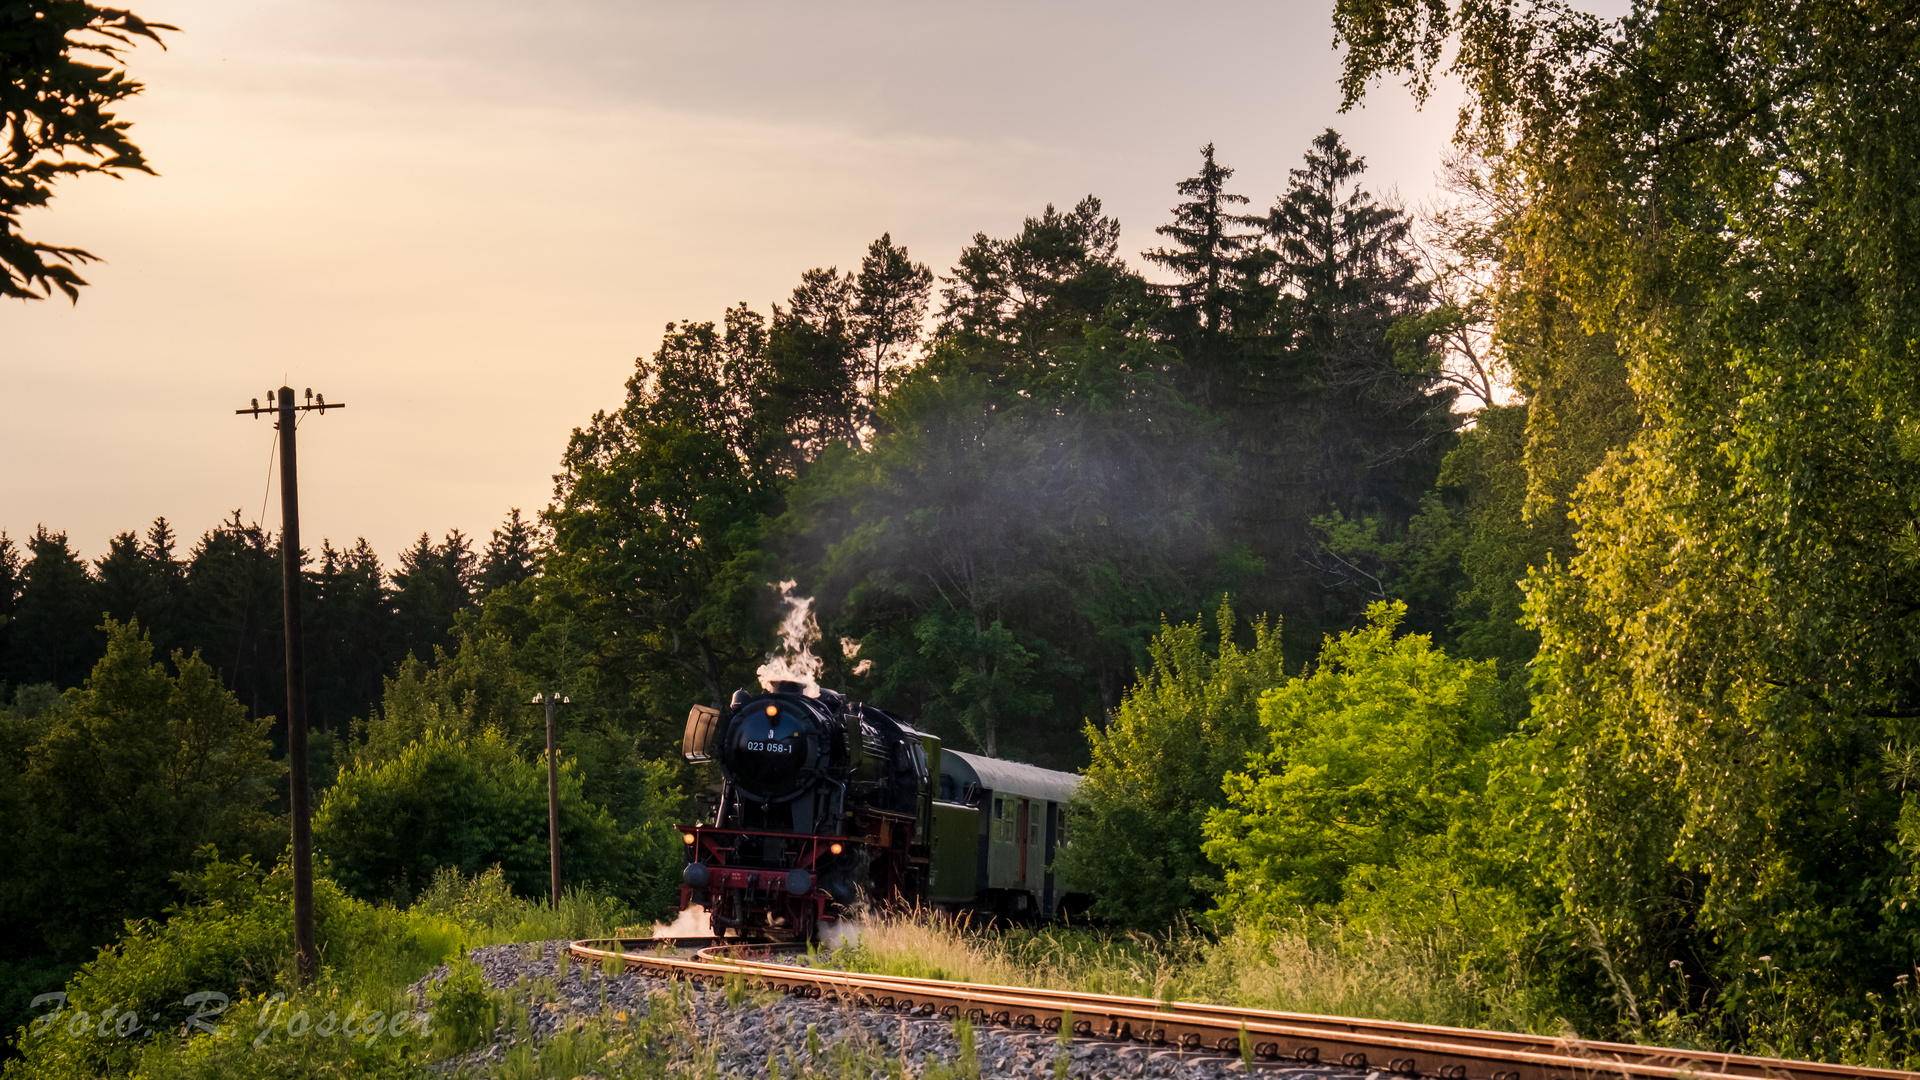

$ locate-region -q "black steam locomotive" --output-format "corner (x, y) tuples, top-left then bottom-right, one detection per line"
(677, 680), (1082, 940)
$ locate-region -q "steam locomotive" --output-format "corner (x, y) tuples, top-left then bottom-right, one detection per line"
(677, 680), (1084, 940)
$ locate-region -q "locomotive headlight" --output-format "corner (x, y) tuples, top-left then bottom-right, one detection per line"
(829, 843), (843, 855)
(765, 705), (779, 716)
(682, 832), (695, 845)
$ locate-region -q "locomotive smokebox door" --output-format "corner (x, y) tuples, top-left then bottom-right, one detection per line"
(719, 697), (829, 803)
(683, 705), (720, 762)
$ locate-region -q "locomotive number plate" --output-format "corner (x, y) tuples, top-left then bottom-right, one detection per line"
(746, 741), (794, 754)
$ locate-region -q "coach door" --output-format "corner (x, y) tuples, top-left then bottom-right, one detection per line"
(1016, 799), (1029, 880)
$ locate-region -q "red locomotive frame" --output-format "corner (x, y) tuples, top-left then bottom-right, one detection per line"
(680, 806), (927, 940)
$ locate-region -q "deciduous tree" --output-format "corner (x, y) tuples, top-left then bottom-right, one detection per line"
(1, 1), (173, 300)
(1058, 601), (1286, 928)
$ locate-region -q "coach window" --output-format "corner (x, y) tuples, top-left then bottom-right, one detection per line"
(994, 797), (1003, 819)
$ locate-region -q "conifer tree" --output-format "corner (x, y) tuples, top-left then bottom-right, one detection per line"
(479, 509), (544, 593)
(391, 531), (478, 662)
(936, 196), (1131, 374)
(1182, 130), (1452, 648)
(1142, 143), (1264, 340)
(310, 537), (394, 732)
(4, 527), (101, 688)
(762, 267), (862, 471)
(851, 233), (933, 406)
(0, 532), (20, 691)
(94, 520), (182, 655)
(178, 514), (282, 722)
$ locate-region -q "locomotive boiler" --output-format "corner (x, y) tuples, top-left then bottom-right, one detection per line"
(678, 680), (937, 939)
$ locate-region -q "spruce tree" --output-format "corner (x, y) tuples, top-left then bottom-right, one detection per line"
(1178, 130), (1452, 649)
(1266, 128), (1437, 428)
(392, 531), (478, 662)
(94, 521), (181, 655)
(851, 233), (933, 406)
(5, 527), (102, 688)
(0, 532), (20, 692)
(479, 509), (544, 593)
(1142, 143), (1264, 340)
(310, 537), (395, 733)
(178, 513), (283, 722)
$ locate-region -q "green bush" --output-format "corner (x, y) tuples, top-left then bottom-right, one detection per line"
(0, 852), (428, 1079)
(1203, 602), (1506, 922)
(411, 865), (633, 944)
(1056, 601), (1287, 928)
(314, 728), (678, 914)
(0, 851), (634, 1079)
(425, 956), (494, 1055)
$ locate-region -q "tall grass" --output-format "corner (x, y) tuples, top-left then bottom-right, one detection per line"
(831, 910), (1528, 1033)
(832, 913), (1920, 1069)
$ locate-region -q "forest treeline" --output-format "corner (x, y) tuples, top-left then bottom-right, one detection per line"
(0, 510), (543, 734)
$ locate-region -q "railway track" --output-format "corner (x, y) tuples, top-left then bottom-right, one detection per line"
(568, 938), (1916, 1080)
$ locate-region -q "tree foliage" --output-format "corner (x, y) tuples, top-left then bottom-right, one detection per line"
(314, 729), (678, 914)
(783, 199), (1246, 761)
(1337, 0), (1920, 1030)
(1, 1), (173, 300)
(0, 620), (280, 1038)
(1057, 600), (1287, 928)
(546, 305), (785, 716)
(1203, 603), (1501, 924)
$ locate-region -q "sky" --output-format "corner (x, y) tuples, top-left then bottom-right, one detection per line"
(1, 0), (1479, 566)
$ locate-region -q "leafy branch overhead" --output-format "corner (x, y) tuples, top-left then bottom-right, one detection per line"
(1, 1), (173, 301)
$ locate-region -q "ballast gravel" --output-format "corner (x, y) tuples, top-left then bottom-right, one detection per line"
(411, 941), (1382, 1080)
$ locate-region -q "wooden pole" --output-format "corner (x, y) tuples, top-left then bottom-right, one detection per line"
(276, 385), (316, 987)
(541, 693), (564, 908)
(237, 386), (342, 989)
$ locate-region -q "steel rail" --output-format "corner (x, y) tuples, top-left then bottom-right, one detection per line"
(568, 939), (1915, 1080)
(687, 946), (1907, 1080)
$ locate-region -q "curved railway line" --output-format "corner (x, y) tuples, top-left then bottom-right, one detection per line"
(567, 939), (1915, 1080)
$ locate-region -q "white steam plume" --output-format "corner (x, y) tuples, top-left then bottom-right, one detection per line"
(818, 917), (863, 951)
(840, 636), (873, 676)
(651, 903), (712, 939)
(757, 580), (822, 696)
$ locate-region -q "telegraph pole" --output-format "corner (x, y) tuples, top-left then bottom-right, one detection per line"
(532, 692), (569, 908)
(237, 385), (344, 987)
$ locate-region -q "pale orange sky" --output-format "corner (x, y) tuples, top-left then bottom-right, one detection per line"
(0, 0), (1514, 566)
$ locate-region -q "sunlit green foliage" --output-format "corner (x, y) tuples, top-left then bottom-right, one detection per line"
(1057, 601), (1287, 927)
(2, 852), (633, 1080)
(1204, 603), (1503, 922)
(1336, 0), (1920, 1042)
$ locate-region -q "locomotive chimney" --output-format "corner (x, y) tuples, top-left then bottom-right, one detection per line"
(772, 680), (804, 694)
